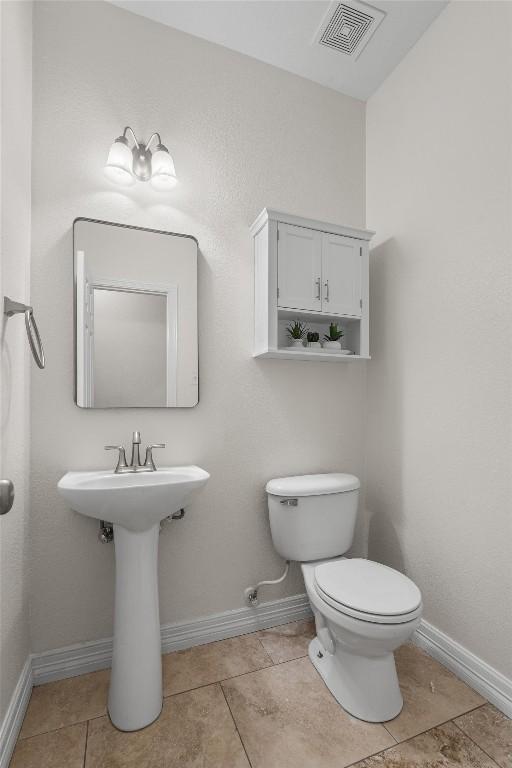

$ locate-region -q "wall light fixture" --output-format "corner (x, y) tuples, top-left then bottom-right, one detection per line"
(104, 127), (177, 190)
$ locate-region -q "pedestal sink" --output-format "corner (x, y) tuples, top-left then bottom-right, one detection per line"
(57, 466), (209, 731)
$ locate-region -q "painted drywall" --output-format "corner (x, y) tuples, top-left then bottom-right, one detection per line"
(30, 1), (366, 652)
(0, 0), (32, 720)
(366, 1), (512, 677)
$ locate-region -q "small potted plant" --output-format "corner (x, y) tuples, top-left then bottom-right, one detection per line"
(306, 331), (321, 349)
(286, 319), (307, 348)
(323, 322), (344, 351)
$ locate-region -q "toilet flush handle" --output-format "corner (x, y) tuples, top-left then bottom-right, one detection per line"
(280, 498), (298, 506)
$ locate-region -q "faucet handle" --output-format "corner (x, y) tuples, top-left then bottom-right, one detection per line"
(143, 444), (165, 471)
(105, 446), (128, 473)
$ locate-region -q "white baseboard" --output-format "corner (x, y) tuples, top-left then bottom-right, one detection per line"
(414, 619), (512, 718)
(0, 658), (32, 768)
(32, 593), (312, 686)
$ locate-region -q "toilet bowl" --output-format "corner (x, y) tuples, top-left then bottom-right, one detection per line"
(266, 473), (423, 723)
(303, 557), (421, 721)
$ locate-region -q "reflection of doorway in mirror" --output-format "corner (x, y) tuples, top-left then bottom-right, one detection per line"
(76, 262), (178, 407)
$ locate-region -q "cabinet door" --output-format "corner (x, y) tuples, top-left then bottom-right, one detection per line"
(277, 224), (322, 311)
(321, 233), (362, 317)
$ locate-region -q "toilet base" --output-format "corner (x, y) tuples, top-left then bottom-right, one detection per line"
(309, 636), (403, 723)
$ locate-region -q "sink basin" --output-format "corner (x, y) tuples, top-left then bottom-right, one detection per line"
(58, 466), (209, 532)
(57, 465), (209, 732)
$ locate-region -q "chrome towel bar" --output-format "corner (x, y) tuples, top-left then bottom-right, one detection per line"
(4, 296), (46, 369)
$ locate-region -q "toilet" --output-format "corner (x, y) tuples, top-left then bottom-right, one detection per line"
(266, 473), (423, 723)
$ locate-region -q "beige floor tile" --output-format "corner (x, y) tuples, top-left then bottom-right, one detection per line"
(384, 644), (485, 741)
(257, 619), (316, 664)
(163, 633), (272, 696)
(455, 703), (512, 768)
(222, 656), (395, 768)
(11, 723), (87, 768)
(353, 721), (499, 767)
(85, 683), (249, 768)
(20, 670), (109, 738)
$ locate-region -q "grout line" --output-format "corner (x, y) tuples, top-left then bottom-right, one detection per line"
(164, 652), (310, 699)
(381, 721), (399, 744)
(17, 717), (105, 742)
(451, 717), (501, 767)
(219, 683), (253, 768)
(15, 720), (94, 744)
(254, 636), (275, 666)
(83, 720), (89, 768)
(343, 740), (399, 768)
(163, 660), (275, 699)
(160, 618), (313, 661)
(386, 703), (487, 745)
(84, 713), (107, 725)
(245, 618), (307, 637)
(342, 705), (490, 768)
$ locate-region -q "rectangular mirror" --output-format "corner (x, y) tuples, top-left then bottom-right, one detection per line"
(73, 218), (198, 408)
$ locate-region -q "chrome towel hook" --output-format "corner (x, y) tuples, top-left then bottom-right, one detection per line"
(4, 297), (46, 369)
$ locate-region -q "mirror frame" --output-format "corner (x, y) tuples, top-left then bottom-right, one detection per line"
(73, 217), (199, 409)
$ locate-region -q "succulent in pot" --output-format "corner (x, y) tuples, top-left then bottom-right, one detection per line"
(323, 322), (344, 351)
(306, 331), (321, 349)
(286, 319), (307, 348)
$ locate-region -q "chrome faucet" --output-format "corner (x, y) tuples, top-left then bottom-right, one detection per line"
(105, 431), (165, 473)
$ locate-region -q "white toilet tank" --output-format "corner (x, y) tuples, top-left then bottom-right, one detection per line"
(266, 473), (360, 562)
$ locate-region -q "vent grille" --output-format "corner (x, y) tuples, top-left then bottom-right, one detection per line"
(315, 1), (385, 60)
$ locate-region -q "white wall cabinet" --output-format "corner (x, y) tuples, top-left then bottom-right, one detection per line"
(251, 209), (374, 361)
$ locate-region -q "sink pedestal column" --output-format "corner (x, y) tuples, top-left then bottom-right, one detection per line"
(108, 523), (162, 731)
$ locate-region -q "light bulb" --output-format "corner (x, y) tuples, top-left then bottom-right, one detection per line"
(150, 145), (177, 191)
(104, 137), (135, 186)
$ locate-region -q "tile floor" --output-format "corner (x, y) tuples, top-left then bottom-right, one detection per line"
(10, 619), (511, 768)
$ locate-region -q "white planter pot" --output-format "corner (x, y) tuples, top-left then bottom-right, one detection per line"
(307, 342), (322, 349)
(289, 339), (304, 348)
(323, 340), (342, 351)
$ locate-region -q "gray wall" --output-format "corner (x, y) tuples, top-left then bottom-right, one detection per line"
(30, 1), (367, 652)
(0, 0), (32, 720)
(366, 1), (512, 677)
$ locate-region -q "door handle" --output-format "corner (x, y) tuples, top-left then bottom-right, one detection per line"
(315, 278), (321, 300)
(0, 479), (14, 515)
(324, 280), (330, 302)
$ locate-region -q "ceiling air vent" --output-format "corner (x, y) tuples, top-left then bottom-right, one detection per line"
(314, 0), (385, 60)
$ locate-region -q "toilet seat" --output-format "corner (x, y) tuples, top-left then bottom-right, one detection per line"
(314, 558), (422, 625)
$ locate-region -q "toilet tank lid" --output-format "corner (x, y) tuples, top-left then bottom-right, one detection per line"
(266, 473), (360, 497)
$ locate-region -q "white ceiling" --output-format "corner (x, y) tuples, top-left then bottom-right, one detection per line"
(109, 0), (447, 100)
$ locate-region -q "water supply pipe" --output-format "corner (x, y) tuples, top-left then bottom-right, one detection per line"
(244, 561), (290, 607)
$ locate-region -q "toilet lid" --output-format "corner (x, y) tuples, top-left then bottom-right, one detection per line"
(314, 559), (422, 617)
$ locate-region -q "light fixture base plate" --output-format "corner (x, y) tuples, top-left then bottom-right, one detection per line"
(132, 144), (152, 182)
